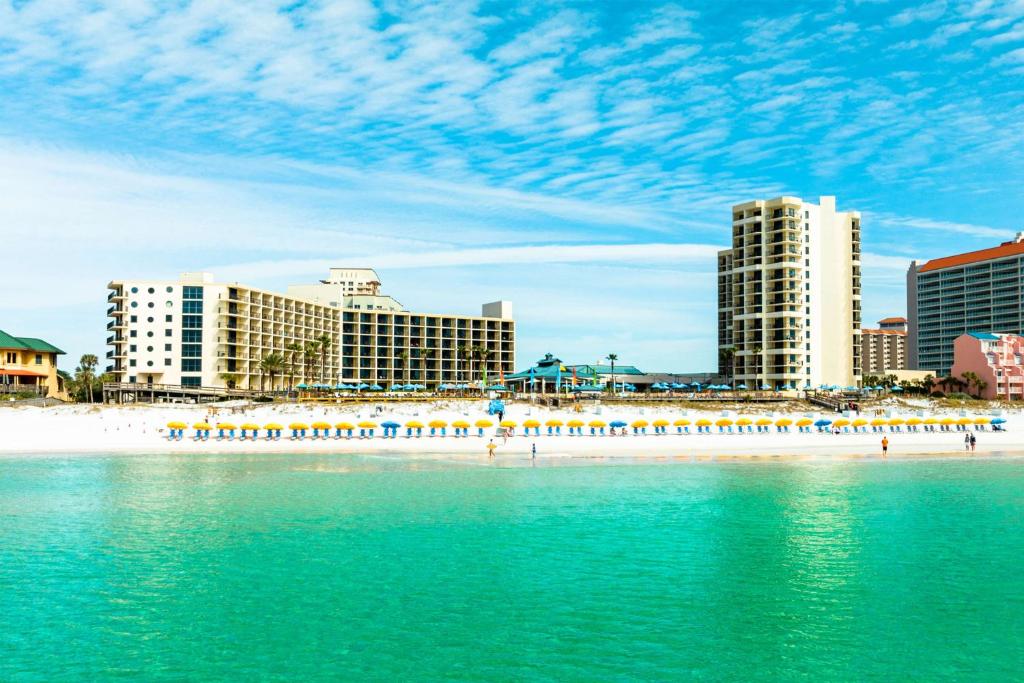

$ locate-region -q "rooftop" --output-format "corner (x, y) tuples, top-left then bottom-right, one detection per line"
(862, 329), (907, 336)
(918, 233), (1024, 273)
(0, 330), (65, 355)
(878, 317), (907, 324)
(966, 331), (1001, 340)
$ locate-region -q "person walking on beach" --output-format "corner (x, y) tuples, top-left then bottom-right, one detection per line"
(970, 432), (977, 453)
(881, 436), (889, 458)
(965, 433), (972, 451)
(531, 442), (536, 465)
(497, 409), (504, 423)
(487, 440), (497, 459)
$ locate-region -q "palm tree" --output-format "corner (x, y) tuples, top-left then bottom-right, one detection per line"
(219, 372), (240, 390)
(303, 340), (320, 385)
(718, 346), (736, 388)
(397, 351), (410, 386)
(260, 353), (285, 392)
(77, 353), (98, 403)
(922, 374), (935, 395)
(456, 344), (467, 384)
(606, 353), (618, 395)
(421, 347), (436, 387)
(285, 342), (303, 390)
(469, 345), (483, 387)
(751, 345), (763, 389)
(316, 333), (332, 383)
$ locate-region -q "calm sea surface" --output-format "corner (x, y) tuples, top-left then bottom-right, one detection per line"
(1, 453), (1023, 681)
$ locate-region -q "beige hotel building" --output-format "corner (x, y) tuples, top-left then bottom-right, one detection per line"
(861, 317), (908, 375)
(717, 195), (862, 389)
(106, 269), (515, 390)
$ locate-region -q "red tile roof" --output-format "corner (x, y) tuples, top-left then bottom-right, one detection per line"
(0, 368), (47, 377)
(918, 240), (1024, 273)
(862, 329), (907, 336)
(878, 317), (907, 323)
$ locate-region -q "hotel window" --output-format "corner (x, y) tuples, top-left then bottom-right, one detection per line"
(130, 315), (137, 323)
(165, 329), (172, 337)
(34, 354), (42, 365)
(181, 359), (201, 372)
(165, 358), (171, 366)
(181, 376), (201, 386)
(166, 315), (173, 322)
(183, 286), (204, 300)
(5, 352), (14, 362)
(182, 300), (203, 314)
(129, 359), (136, 367)
(130, 330), (137, 338)
(165, 343), (172, 351)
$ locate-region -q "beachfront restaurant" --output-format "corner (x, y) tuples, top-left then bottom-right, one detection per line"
(0, 330), (67, 399)
(505, 354), (648, 393)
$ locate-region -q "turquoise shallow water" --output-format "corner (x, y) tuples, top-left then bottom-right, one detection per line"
(2, 453), (1023, 681)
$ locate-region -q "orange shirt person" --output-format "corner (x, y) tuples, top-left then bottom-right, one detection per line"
(881, 436), (889, 458)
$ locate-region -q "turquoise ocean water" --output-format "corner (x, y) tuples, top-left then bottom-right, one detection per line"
(2, 453), (1023, 680)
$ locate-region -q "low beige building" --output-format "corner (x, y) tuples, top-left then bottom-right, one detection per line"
(862, 317), (907, 375)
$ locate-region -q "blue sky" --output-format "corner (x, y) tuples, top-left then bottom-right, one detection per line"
(1, 0), (1023, 372)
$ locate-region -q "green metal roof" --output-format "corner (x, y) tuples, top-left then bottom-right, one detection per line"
(0, 330), (65, 354)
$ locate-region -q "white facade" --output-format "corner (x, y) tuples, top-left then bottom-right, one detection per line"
(717, 195), (862, 389)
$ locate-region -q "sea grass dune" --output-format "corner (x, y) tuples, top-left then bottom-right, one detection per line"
(1, 400), (1019, 460)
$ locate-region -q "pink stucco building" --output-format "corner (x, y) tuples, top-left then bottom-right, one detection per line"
(951, 332), (1024, 400)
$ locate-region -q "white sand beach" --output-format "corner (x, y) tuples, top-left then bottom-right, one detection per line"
(1, 399), (1020, 461)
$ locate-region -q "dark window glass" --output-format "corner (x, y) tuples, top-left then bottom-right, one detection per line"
(181, 359), (201, 372)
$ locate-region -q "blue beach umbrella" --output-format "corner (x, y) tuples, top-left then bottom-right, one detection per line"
(370, 384), (383, 391)
(760, 384), (771, 390)
(992, 417), (1006, 424)
(736, 384), (748, 390)
(296, 382), (308, 389)
(610, 420), (628, 428)
(891, 385), (904, 392)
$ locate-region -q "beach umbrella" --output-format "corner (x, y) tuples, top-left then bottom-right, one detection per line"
(813, 419), (832, 430)
(673, 418), (691, 434)
(335, 421), (355, 438)
(475, 419), (493, 437)
(166, 420), (187, 440)
(852, 418), (868, 429)
(296, 383), (308, 390)
(736, 417), (752, 425)
(629, 419), (649, 435)
(358, 420), (377, 438)
(381, 421), (400, 438)
(833, 418), (850, 428)
(369, 384), (384, 391)
(588, 419), (607, 435)
(193, 421), (212, 440)
(311, 421), (331, 439)
(215, 422), (236, 439)
(264, 423), (283, 440)
(406, 420), (425, 437)
(500, 420), (517, 428)
(610, 420), (628, 429)
(715, 419), (733, 434)
(775, 418), (793, 432)
(891, 385), (904, 392)
(889, 417), (905, 426)
(870, 418), (887, 427)
(390, 384), (404, 391)
(652, 419), (669, 434)
(567, 419), (585, 435)
(545, 418), (564, 435)
(235, 421), (257, 440)
(755, 418), (772, 426)
(451, 419), (470, 436)
(992, 417), (1007, 424)
(907, 417), (923, 425)
(736, 384), (748, 390)
(923, 417), (938, 424)
(523, 419), (541, 436)
(780, 384), (794, 391)
(760, 384), (771, 390)
(939, 417), (955, 425)
(428, 419), (448, 436)
(957, 417), (973, 426)
(795, 418), (813, 428)
(288, 422), (308, 439)
(973, 417), (990, 425)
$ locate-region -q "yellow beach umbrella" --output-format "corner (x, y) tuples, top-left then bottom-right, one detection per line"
(940, 417), (955, 425)
(405, 421), (424, 429)
(545, 419), (564, 427)
(358, 421), (378, 429)
(957, 417), (972, 426)
(870, 419), (887, 427)
(311, 421), (331, 430)
(475, 419), (494, 428)
(428, 420), (447, 428)
(852, 418), (868, 427)
(217, 423), (237, 430)
(889, 417), (905, 426)
(167, 421), (187, 429)
(240, 422), (260, 430)
(973, 417), (990, 425)
(288, 422), (308, 431)
(652, 419), (670, 427)
(631, 419), (649, 428)
(716, 418), (733, 427)
(452, 420), (470, 429)
(193, 422), (212, 430)
(795, 418), (813, 427)
(567, 419), (585, 428)
(265, 423), (283, 431)
(500, 420), (517, 428)
(756, 418), (773, 426)
(674, 418), (691, 426)
(923, 417), (938, 425)
(335, 422), (355, 430)
(696, 418), (713, 427)
(775, 418), (793, 427)
(833, 419), (850, 427)
(523, 419), (541, 428)
(906, 418), (922, 425)
(735, 417), (752, 426)
(588, 420), (607, 428)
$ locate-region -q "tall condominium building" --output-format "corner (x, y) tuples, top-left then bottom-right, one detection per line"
(907, 234), (1024, 376)
(717, 195), (861, 389)
(861, 317), (907, 375)
(106, 271), (514, 390)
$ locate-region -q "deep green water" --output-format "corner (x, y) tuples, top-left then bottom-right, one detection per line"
(2, 453), (1023, 681)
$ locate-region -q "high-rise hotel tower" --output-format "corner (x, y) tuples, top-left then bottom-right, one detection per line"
(717, 195), (862, 389)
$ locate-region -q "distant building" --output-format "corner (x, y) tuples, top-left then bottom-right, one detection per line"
(861, 317), (907, 375)
(106, 271), (514, 390)
(950, 332), (1024, 400)
(718, 195), (862, 390)
(0, 330), (66, 398)
(907, 233), (1024, 376)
